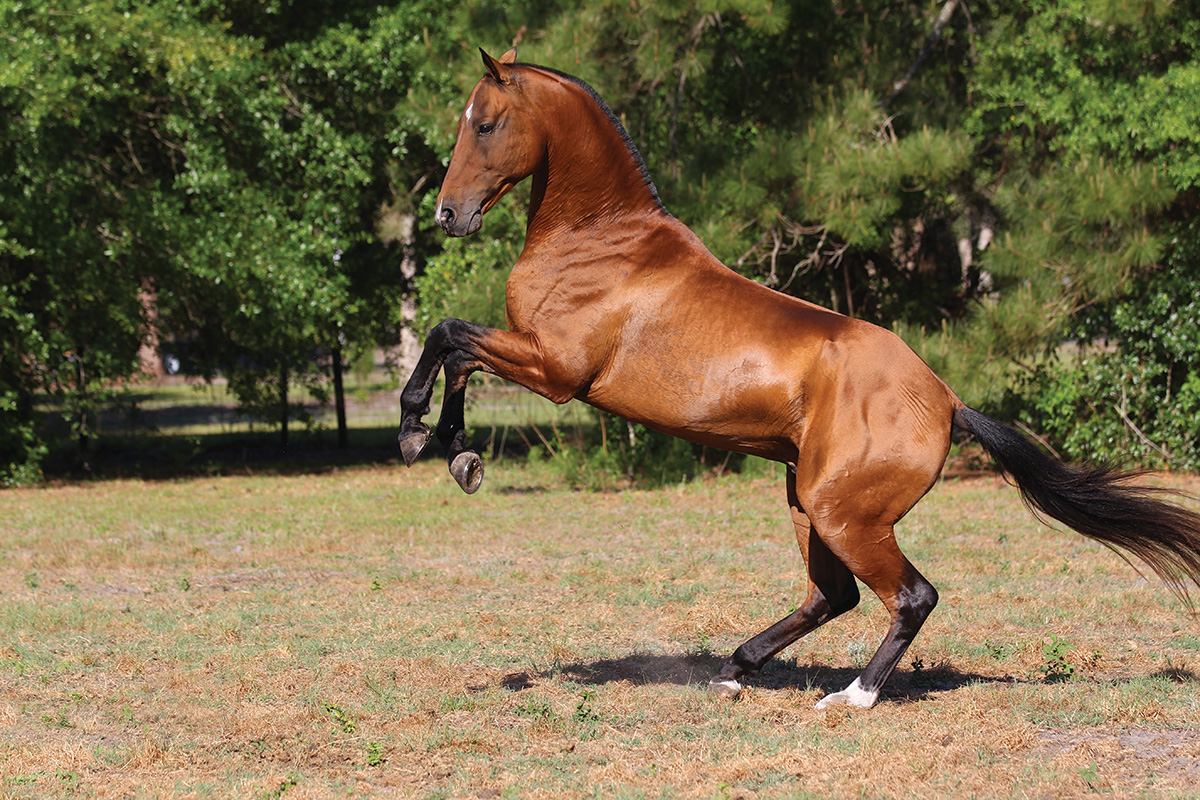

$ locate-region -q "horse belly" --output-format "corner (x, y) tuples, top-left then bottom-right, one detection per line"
(580, 348), (801, 462)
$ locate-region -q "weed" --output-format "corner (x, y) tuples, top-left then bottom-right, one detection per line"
(323, 703), (357, 734)
(983, 639), (1011, 661)
(365, 741), (384, 767)
(515, 697), (558, 722)
(259, 774), (299, 800)
(41, 707), (72, 729)
(573, 690), (599, 723)
(1038, 635), (1076, 682)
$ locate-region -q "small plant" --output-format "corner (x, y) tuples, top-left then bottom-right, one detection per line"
(365, 741), (384, 767)
(41, 707), (72, 729)
(573, 690), (599, 722)
(6, 773), (41, 786)
(323, 703), (357, 734)
(370, 576), (383, 592)
(983, 640), (1011, 661)
(1038, 635), (1076, 682)
(515, 697), (557, 722)
(259, 774), (298, 800)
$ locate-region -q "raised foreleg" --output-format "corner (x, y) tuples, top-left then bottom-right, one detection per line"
(398, 317), (573, 492)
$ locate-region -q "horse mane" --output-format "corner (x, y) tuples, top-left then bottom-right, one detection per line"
(515, 62), (668, 214)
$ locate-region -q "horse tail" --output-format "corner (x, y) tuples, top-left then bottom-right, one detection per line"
(953, 406), (1200, 606)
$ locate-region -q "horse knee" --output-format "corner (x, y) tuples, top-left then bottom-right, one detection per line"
(895, 577), (938, 629)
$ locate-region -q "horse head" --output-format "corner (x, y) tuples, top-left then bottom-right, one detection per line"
(435, 48), (543, 237)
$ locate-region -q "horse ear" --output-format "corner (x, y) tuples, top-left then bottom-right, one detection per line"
(480, 48), (512, 85)
(499, 48), (518, 64)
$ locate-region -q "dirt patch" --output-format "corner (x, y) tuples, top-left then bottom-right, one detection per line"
(1039, 727), (1200, 790)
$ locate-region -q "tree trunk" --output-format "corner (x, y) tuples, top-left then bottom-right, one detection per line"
(279, 360), (289, 450)
(398, 210), (421, 380)
(332, 342), (348, 448)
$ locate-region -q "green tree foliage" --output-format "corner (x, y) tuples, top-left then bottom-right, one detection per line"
(1, 0), (451, 474)
(1, 0), (243, 476)
(3, 0), (1199, 482)
(1015, 225), (1200, 471)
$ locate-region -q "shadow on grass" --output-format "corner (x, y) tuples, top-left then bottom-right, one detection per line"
(522, 651), (1017, 703)
(41, 423), (555, 482)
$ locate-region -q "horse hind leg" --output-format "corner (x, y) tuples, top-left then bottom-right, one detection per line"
(709, 470), (861, 697)
(811, 516), (938, 709)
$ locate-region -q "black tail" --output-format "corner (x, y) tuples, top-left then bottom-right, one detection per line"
(954, 406), (1200, 606)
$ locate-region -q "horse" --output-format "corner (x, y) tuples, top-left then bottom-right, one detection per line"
(399, 48), (1200, 709)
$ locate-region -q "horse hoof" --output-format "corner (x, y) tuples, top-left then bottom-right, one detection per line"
(814, 679), (877, 710)
(708, 678), (742, 699)
(398, 425), (431, 467)
(450, 451), (484, 494)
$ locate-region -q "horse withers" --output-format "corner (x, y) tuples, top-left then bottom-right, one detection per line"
(399, 48), (1200, 709)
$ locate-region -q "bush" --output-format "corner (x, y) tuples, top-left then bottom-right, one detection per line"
(1014, 232), (1200, 471)
(530, 410), (699, 490)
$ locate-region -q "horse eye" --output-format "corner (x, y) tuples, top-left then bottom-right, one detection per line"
(477, 123), (495, 136)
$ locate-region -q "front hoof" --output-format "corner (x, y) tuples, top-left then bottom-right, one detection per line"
(398, 424), (431, 467)
(450, 451), (484, 494)
(707, 677), (743, 699)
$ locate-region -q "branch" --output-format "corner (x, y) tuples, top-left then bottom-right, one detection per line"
(881, 0), (961, 108)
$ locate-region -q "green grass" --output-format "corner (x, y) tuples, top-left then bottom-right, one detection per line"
(2, 462), (1199, 798)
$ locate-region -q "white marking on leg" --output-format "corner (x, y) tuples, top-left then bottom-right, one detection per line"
(708, 678), (742, 698)
(814, 677), (878, 710)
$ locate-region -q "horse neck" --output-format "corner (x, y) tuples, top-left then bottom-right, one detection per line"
(524, 79), (664, 245)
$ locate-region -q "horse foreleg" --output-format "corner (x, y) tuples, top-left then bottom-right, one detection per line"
(709, 471), (860, 697)
(436, 352), (484, 494)
(399, 317), (565, 492)
(398, 329), (448, 466)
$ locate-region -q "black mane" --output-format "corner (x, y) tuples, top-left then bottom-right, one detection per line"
(516, 62), (667, 213)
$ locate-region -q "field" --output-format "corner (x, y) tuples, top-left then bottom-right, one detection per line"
(3, 455), (1200, 798)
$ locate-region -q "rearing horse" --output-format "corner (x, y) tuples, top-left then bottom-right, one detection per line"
(400, 49), (1200, 709)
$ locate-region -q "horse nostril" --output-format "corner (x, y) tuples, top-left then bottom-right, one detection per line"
(438, 206), (456, 225)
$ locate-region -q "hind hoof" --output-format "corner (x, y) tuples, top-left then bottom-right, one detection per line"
(708, 678), (742, 699)
(450, 451), (484, 494)
(398, 425), (431, 467)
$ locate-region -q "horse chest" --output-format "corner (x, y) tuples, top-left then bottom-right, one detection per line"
(504, 258), (625, 333)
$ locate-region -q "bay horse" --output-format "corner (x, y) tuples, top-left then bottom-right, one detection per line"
(399, 48), (1200, 709)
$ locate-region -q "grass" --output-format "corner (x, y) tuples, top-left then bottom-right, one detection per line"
(2, 459), (1199, 798)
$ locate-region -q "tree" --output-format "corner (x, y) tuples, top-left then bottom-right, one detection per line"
(0, 0), (253, 475)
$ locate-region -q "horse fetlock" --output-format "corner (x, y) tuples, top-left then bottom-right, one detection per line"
(450, 450), (484, 494)
(398, 424), (432, 467)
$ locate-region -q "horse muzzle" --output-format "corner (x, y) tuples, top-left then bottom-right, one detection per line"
(435, 199), (483, 237)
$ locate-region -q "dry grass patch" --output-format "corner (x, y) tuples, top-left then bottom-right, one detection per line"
(2, 463), (1199, 798)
